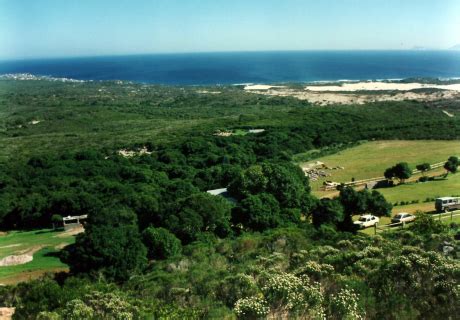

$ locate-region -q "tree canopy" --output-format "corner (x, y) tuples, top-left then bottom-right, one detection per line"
(384, 162), (412, 183)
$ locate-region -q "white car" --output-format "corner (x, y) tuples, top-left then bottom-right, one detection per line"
(354, 215), (380, 228)
(391, 213), (416, 224)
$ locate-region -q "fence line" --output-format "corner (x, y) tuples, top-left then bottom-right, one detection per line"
(321, 161), (447, 191)
(373, 210), (460, 235)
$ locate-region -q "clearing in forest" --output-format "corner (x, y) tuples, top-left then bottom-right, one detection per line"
(0, 228), (80, 285)
(303, 140), (460, 212)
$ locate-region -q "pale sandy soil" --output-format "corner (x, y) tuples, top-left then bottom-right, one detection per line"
(245, 82), (460, 105)
(0, 308), (15, 320)
(244, 84), (286, 90)
(54, 243), (69, 250)
(0, 246), (43, 267)
(305, 82), (460, 92)
(118, 146), (152, 157)
(443, 110), (455, 117)
(196, 90), (221, 94)
(54, 225), (84, 238)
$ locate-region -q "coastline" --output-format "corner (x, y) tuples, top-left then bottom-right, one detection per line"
(3, 73), (460, 88)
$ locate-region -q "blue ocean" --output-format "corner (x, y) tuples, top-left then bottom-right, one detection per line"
(1, 51), (460, 85)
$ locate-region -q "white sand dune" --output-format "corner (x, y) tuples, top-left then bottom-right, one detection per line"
(305, 82), (460, 92)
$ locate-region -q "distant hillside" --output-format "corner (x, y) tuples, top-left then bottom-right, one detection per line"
(450, 44), (460, 50)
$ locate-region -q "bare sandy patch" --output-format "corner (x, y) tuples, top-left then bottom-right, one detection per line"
(54, 225), (84, 238)
(0, 307), (15, 320)
(0, 246), (43, 267)
(118, 146), (152, 157)
(196, 90), (221, 94)
(54, 243), (69, 250)
(443, 110), (454, 117)
(244, 84), (286, 90)
(305, 82), (460, 92)
(245, 85), (460, 105)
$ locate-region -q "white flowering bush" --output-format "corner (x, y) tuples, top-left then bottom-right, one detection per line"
(237, 271), (325, 319)
(369, 250), (460, 318)
(296, 261), (335, 280)
(218, 273), (258, 307)
(234, 296), (269, 319)
(233, 268), (327, 319)
(329, 287), (365, 320)
(62, 299), (95, 320)
(85, 291), (137, 320)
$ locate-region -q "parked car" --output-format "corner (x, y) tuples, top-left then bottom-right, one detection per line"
(354, 215), (380, 228)
(435, 197), (460, 213)
(391, 213), (416, 224)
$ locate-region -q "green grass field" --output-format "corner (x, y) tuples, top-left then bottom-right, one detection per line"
(307, 140), (460, 213)
(305, 140), (460, 188)
(0, 228), (78, 284)
(379, 173), (460, 205)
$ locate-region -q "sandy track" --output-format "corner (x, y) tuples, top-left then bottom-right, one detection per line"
(54, 225), (84, 238)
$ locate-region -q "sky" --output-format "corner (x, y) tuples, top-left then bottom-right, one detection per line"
(0, 0), (459, 59)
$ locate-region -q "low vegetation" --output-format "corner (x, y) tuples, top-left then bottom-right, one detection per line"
(0, 80), (459, 319)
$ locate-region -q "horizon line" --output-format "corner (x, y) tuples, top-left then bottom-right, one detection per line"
(2, 48), (460, 62)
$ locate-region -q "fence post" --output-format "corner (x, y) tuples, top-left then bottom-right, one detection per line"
(374, 223), (377, 235)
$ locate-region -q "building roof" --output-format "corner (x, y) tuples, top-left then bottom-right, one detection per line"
(207, 188), (228, 196)
(63, 214), (88, 221)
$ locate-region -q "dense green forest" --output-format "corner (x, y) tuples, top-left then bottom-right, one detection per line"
(0, 80), (459, 319)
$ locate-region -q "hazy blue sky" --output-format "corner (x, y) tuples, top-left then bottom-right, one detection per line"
(1, 0), (459, 59)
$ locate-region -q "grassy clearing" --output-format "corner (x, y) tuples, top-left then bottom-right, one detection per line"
(357, 210), (460, 235)
(309, 140), (460, 210)
(0, 228), (78, 284)
(379, 174), (460, 205)
(305, 140), (460, 190)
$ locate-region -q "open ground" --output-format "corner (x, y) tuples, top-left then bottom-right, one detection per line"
(0, 228), (80, 285)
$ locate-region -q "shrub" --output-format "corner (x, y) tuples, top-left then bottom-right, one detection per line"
(62, 208), (147, 282)
(410, 212), (447, 235)
(142, 227), (182, 260)
(329, 287), (365, 320)
(234, 297), (269, 319)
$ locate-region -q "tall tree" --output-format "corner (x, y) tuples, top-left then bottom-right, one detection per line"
(416, 163), (431, 176)
(62, 207), (147, 282)
(142, 227), (182, 260)
(312, 198), (344, 229)
(232, 193), (281, 231)
(384, 162), (412, 184)
(165, 193), (232, 243)
(444, 156), (459, 175)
